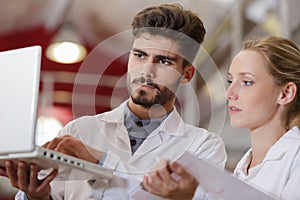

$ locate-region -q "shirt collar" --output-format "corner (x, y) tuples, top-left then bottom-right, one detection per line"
(123, 102), (169, 135)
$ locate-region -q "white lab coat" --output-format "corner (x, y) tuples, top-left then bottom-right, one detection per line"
(16, 101), (227, 200)
(234, 126), (300, 200)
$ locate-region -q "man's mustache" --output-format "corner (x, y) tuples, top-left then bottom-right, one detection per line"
(132, 77), (160, 90)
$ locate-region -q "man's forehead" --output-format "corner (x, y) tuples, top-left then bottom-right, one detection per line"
(132, 34), (182, 56)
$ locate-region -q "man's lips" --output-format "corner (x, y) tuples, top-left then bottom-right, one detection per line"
(139, 83), (155, 89)
(133, 81), (158, 90)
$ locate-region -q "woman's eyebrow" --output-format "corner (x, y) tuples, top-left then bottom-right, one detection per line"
(228, 72), (256, 77)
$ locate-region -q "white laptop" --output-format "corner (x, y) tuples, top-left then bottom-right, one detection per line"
(0, 46), (113, 180)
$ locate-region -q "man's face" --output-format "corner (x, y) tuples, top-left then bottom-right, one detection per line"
(127, 33), (185, 108)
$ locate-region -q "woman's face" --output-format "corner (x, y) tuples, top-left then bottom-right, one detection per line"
(225, 50), (282, 131)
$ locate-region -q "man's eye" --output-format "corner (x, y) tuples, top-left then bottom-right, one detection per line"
(159, 59), (172, 65)
(134, 53), (144, 58)
(227, 80), (232, 85)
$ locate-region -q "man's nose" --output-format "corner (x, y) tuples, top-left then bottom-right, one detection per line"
(140, 63), (156, 78)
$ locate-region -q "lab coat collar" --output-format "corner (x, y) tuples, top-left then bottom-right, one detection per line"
(131, 108), (185, 155)
(97, 100), (185, 153)
(100, 101), (127, 124)
(99, 100), (185, 137)
(155, 107), (185, 136)
(263, 126), (300, 161)
(235, 126), (300, 177)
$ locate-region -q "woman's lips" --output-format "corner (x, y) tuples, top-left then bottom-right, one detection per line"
(228, 105), (241, 113)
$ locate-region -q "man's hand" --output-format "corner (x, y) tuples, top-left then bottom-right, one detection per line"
(0, 160), (57, 200)
(43, 135), (103, 164)
(143, 160), (199, 200)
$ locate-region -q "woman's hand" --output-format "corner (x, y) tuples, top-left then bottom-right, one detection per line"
(143, 160), (199, 200)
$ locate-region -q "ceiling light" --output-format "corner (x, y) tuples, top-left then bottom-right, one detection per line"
(46, 22), (87, 64)
(46, 41), (87, 64)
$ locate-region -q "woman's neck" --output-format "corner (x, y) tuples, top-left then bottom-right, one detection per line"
(248, 122), (286, 169)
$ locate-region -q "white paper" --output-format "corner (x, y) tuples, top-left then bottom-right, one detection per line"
(130, 152), (279, 200)
(174, 152), (278, 200)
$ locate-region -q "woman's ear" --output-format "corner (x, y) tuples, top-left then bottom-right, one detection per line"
(181, 64), (195, 84)
(278, 82), (297, 105)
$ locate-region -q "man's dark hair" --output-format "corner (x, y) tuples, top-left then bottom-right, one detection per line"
(131, 4), (206, 65)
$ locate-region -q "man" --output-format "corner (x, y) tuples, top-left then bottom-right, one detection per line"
(1, 4), (227, 199)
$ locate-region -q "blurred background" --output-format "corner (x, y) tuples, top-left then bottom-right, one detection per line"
(1, 0), (300, 198)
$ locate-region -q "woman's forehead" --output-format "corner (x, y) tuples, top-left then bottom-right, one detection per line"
(229, 50), (272, 79)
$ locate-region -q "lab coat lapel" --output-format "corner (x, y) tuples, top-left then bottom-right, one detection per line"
(100, 101), (131, 150)
(265, 126), (300, 161)
(132, 108), (183, 156)
(136, 131), (163, 154)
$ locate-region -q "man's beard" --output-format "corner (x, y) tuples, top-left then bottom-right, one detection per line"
(131, 86), (175, 107)
(129, 76), (180, 108)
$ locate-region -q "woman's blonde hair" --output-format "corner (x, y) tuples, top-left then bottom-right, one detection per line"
(242, 36), (300, 130)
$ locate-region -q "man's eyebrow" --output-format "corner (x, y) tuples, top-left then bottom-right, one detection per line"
(132, 48), (147, 55)
(156, 55), (178, 61)
(132, 48), (179, 61)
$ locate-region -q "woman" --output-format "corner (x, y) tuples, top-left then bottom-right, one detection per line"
(143, 36), (300, 200)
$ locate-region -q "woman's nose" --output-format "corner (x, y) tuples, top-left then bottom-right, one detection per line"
(225, 85), (237, 100)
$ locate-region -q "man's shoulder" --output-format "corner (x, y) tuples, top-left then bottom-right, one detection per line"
(72, 101), (126, 122)
(60, 108), (121, 136)
(183, 123), (208, 133)
(72, 110), (115, 123)
(72, 104), (125, 125)
(184, 123), (222, 139)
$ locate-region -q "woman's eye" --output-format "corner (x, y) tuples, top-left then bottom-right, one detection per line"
(243, 81), (253, 86)
(226, 80), (232, 85)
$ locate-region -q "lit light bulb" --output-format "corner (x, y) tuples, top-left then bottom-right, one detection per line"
(46, 41), (87, 64)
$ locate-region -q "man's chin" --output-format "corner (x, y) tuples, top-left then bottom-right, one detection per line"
(130, 95), (153, 107)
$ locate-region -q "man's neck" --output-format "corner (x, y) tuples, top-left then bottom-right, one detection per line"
(128, 99), (174, 119)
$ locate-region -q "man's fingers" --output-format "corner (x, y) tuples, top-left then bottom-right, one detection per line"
(41, 141), (50, 148)
(36, 169), (58, 193)
(52, 136), (79, 153)
(28, 163), (39, 189)
(17, 161), (31, 191)
(44, 135), (71, 150)
(5, 161), (19, 188)
(44, 137), (62, 150)
(0, 166), (7, 177)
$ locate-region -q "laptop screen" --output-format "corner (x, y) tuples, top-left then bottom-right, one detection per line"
(0, 46), (41, 154)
